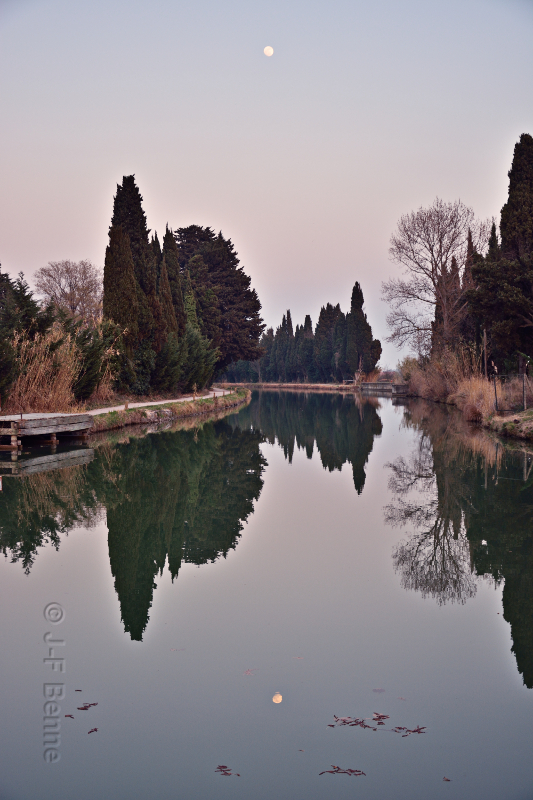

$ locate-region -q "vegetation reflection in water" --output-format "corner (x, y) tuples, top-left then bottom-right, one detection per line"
(385, 399), (533, 689)
(0, 419), (266, 640)
(1, 391), (531, 693)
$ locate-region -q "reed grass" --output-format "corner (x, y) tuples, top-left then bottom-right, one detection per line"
(405, 347), (533, 423)
(4, 326), (82, 413)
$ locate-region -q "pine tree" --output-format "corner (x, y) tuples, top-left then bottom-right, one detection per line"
(187, 255), (221, 346)
(174, 226), (265, 371)
(103, 226), (139, 353)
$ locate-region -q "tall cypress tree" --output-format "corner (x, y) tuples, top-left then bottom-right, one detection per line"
(183, 271), (199, 328)
(158, 260), (178, 336)
(314, 303), (342, 381)
(300, 315), (316, 382)
(103, 226), (139, 354)
(111, 176), (151, 278)
(500, 133), (533, 260)
(346, 282), (381, 374)
(467, 136), (533, 370)
(162, 226), (186, 335)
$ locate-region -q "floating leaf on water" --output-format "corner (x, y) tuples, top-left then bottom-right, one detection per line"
(320, 765), (366, 777)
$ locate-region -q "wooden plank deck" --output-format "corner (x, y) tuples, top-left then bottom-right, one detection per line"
(0, 413), (93, 449)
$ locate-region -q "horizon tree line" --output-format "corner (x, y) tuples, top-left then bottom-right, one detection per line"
(223, 280), (382, 383)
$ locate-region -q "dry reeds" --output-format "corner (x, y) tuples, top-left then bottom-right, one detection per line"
(449, 375), (496, 421)
(3, 326), (82, 413)
(407, 348), (533, 423)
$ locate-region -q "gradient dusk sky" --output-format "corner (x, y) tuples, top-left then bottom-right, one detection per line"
(1, 0), (532, 362)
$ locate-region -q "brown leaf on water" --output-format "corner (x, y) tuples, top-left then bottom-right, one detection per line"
(215, 764), (240, 777)
(320, 765), (366, 777)
(443, 777), (451, 781)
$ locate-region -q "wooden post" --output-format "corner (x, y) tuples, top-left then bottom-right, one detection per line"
(493, 375), (498, 413)
(125, 400), (129, 410)
(523, 373), (526, 411)
(484, 328), (488, 380)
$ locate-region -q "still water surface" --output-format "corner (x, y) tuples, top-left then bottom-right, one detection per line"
(0, 391), (532, 799)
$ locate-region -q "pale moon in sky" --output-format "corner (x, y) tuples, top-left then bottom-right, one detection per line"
(272, 692), (282, 703)
(264, 46), (274, 57)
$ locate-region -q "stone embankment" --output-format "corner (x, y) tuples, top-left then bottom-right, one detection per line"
(90, 389), (250, 434)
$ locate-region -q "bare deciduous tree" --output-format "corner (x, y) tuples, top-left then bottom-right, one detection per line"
(34, 260), (103, 326)
(382, 198), (490, 357)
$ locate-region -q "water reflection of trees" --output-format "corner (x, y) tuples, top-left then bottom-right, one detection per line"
(0, 419), (265, 641)
(232, 390), (383, 494)
(385, 399), (533, 687)
(0, 459), (104, 574)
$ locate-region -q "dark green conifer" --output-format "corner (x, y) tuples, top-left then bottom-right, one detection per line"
(174, 226), (264, 370)
(158, 259), (178, 336)
(151, 232), (162, 274)
(183, 271), (199, 328)
(103, 226), (139, 353)
(300, 315), (316, 381)
(110, 175), (151, 276)
(162, 226), (186, 335)
(346, 282), (381, 374)
(187, 255), (221, 346)
(314, 303), (342, 381)
(500, 133), (533, 260)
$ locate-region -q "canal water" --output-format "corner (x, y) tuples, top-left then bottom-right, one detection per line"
(0, 391), (531, 799)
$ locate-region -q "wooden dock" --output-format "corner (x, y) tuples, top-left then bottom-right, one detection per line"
(0, 412), (94, 451)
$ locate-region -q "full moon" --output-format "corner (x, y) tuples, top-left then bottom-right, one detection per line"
(264, 46), (274, 57)
(272, 692), (282, 703)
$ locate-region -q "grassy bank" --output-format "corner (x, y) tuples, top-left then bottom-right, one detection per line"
(90, 388), (250, 434)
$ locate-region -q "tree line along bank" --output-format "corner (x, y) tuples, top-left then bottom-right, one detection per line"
(223, 282), (382, 384)
(1, 174), (382, 409)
